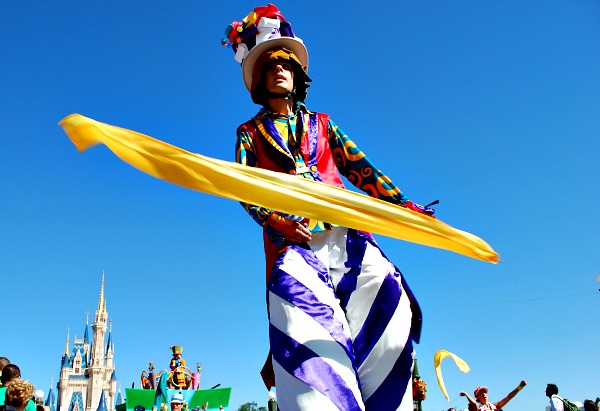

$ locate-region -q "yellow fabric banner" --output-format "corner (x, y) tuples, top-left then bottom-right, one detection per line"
(59, 114), (499, 263)
(434, 350), (471, 401)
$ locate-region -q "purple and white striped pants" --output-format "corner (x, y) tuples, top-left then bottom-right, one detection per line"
(268, 228), (415, 411)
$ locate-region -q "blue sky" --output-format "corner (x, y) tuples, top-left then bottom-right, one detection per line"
(1, 1), (599, 411)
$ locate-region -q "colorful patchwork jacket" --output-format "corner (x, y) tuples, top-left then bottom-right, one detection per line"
(235, 102), (409, 233)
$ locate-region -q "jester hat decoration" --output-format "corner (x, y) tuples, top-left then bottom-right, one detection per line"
(222, 4), (310, 103)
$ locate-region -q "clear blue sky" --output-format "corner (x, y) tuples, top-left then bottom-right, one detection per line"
(2, 1), (599, 411)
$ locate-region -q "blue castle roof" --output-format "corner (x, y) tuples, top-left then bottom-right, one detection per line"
(61, 353), (70, 368)
(96, 391), (108, 411)
(84, 323), (90, 344)
(45, 385), (56, 411)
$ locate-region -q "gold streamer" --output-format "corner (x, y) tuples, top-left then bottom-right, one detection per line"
(59, 114), (499, 263)
(434, 350), (471, 401)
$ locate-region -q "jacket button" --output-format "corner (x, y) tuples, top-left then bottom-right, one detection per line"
(311, 165), (317, 172)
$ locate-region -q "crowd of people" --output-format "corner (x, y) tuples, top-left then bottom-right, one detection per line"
(3, 350), (600, 411)
(452, 381), (599, 411)
(0, 357), (49, 411)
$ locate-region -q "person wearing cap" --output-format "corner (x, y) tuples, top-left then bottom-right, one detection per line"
(169, 393), (185, 411)
(226, 4), (435, 411)
(460, 380), (527, 411)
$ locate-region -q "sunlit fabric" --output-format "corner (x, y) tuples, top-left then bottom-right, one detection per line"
(59, 113), (499, 263)
(434, 350), (471, 401)
(268, 228), (414, 411)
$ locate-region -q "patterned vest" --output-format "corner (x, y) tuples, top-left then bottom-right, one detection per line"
(238, 111), (345, 188)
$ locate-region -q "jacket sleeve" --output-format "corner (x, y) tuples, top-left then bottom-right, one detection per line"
(235, 127), (273, 226)
(327, 119), (409, 205)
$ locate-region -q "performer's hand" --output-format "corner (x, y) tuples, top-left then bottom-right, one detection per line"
(459, 391), (467, 397)
(519, 380), (527, 387)
(266, 212), (311, 246)
(404, 200), (436, 217)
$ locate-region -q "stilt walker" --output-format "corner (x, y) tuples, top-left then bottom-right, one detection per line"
(224, 4), (436, 411)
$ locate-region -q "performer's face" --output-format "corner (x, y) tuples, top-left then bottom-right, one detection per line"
(265, 60), (294, 94)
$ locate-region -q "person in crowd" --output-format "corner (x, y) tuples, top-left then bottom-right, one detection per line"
(545, 383), (564, 411)
(460, 380), (526, 411)
(583, 399), (598, 411)
(0, 359), (10, 380)
(169, 393), (185, 411)
(0, 380), (34, 411)
(0, 365), (35, 411)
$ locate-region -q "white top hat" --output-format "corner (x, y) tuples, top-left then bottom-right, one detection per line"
(223, 4), (309, 92)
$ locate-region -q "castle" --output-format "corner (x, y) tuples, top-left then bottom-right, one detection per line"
(57, 273), (119, 411)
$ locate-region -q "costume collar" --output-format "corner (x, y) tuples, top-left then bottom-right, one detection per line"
(253, 102), (313, 120)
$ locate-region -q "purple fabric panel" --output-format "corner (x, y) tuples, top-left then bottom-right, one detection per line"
(269, 248), (355, 361)
(352, 273), (401, 368)
(353, 230), (423, 344)
(279, 21), (295, 38)
(306, 114), (322, 181)
(240, 25), (258, 41)
(270, 325), (363, 411)
(335, 229), (367, 310)
(363, 335), (413, 411)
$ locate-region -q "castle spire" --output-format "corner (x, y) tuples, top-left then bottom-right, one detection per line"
(64, 328), (70, 356)
(97, 272), (106, 314)
(106, 320), (113, 356)
(84, 312), (90, 344)
(90, 272), (108, 367)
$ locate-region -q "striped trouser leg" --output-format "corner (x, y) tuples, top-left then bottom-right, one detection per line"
(268, 228), (414, 411)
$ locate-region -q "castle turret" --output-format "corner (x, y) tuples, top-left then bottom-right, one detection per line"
(105, 322), (114, 369)
(45, 377), (57, 411)
(57, 272), (117, 411)
(87, 273), (111, 411)
(91, 273), (108, 367)
(95, 391), (108, 411)
(114, 386), (123, 408)
(83, 313), (91, 366)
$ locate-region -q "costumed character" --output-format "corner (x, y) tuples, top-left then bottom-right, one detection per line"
(225, 4), (437, 410)
(141, 372), (150, 390)
(141, 362), (158, 390)
(191, 363), (201, 390)
(149, 362), (159, 389)
(169, 346), (188, 389)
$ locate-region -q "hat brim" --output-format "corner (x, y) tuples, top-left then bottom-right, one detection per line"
(241, 37), (308, 92)
(474, 387), (489, 397)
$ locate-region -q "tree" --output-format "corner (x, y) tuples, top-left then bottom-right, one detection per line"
(236, 401), (267, 411)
